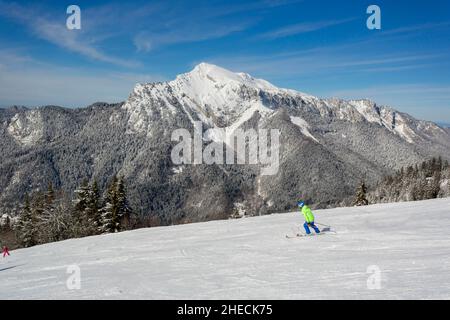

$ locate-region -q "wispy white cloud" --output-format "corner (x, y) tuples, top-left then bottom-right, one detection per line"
(0, 48), (34, 67)
(207, 45), (443, 79)
(133, 34), (154, 53)
(129, 0), (303, 52)
(359, 64), (433, 73)
(35, 19), (140, 68)
(133, 21), (253, 53)
(0, 51), (163, 107)
(381, 21), (450, 36)
(259, 18), (355, 39)
(199, 0), (303, 18)
(321, 53), (442, 69)
(0, 0), (304, 58)
(0, 1), (139, 67)
(130, 1), (265, 53)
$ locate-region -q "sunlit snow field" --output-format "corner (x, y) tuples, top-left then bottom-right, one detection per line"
(1, 198), (449, 299)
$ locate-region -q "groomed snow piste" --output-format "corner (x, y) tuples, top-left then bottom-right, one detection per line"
(1, 198), (450, 299)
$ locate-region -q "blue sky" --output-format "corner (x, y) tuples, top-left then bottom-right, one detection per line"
(0, 0), (450, 122)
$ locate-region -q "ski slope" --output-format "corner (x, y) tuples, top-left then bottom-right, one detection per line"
(1, 198), (450, 299)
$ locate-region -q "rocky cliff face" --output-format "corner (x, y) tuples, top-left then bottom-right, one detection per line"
(1, 63), (449, 222)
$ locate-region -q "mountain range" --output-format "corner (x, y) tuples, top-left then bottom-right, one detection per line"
(1, 63), (449, 223)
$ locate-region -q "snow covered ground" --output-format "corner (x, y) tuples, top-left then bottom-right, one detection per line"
(1, 198), (450, 300)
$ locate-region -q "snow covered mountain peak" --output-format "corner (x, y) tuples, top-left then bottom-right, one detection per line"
(123, 63), (278, 133)
(179, 62), (280, 92)
(123, 63), (447, 145)
(188, 62), (241, 80)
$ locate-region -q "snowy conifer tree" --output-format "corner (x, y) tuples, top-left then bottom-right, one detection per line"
(16, 195), (38, 247)
(116, 178), (132, 230)
(72, 180), (91, 236)
(86, 180), (102, 235)
(99, 176), (120, 233)
(99, 176), (133, 233)
(73, 180), (89, 215)
(353, 181), (369, 206)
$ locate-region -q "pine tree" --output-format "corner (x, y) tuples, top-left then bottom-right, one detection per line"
(72, 180), (91, 236)
(38, 184), (56, 242)
(424, 171), (441, 199)
(99, 176), (133, 233)
(353, 181), (369, 206)
(16, 194), (38, 247)
(100, 176), (120, 233)
(73, 180), (89, 214)
(116, 178), (132, 230)
(31, 191), (47, 243)
(437, 156), (443, 170)
(86, 180), (102, 235)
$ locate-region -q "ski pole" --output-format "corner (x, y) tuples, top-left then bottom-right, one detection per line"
(315, 222), (331, 228)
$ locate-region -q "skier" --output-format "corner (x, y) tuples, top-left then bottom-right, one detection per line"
(298, 201), (320, 235)
(2, 245), (10, 258)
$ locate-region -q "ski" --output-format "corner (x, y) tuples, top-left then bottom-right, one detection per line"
(285, 231), (329, 239)
(285, 233), (312, 238)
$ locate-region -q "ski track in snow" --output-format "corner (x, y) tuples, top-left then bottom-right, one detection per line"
(1, 198), (450, 299)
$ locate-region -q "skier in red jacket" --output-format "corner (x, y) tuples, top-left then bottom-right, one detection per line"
(2, 246), (10, 258)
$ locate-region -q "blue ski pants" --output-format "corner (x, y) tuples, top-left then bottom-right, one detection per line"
(304, 222), (320, 234)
